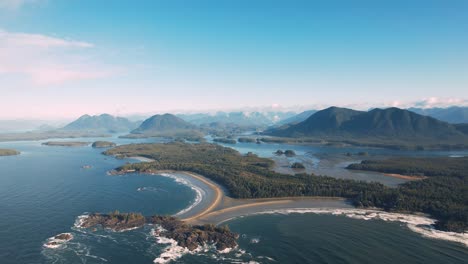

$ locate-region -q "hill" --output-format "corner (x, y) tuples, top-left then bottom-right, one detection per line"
(177, 111), (296, 127)
(268, 107), (468, 149)
(131, 113), (197, 134)
(408, 107), (468, 124)
(61, 114), (138, 133)
(275, 110), (317, 126)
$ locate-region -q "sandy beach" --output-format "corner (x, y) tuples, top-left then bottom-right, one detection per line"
(384, 173), (427, 180)
(150, 170), (351, 225)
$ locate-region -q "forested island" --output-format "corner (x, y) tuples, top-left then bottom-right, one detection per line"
(105, 142), (467, 233)
(42, 141), (90, 147)
(0, 148), (20, 156)
(213, 138), (237, 144)
(92, 141), (117, 148)
(79, 211), (238, 251)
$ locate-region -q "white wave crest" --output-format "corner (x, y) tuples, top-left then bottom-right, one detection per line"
(151, 226), (191, 264)
(74, 213), (89, 229)
(43, 233), (74, 249)
(236, 208), (468, 247)
(159, 173), (205, 217)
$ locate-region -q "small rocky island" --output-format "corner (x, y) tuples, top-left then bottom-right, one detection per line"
(43, 233), (73, 249)
(42, 141), (90, 147)
(78, 211), (238, 251)
(0, 148), (20, 156)
(92, 141), (117, 148)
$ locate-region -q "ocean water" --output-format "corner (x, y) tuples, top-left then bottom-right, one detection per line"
(210, 136), (468, 186)
(0, 137), (467, 263)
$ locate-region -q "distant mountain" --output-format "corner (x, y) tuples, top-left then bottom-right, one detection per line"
(275, 110), (317, 126)
(177, 111), (296, 127)
(268, 107), (468, 145)
(132, 114), (196, 134)
(408, 107), (468, 123)
(0, 120), (63, 133)
(61, 114), (139, 133)
(455, 123), (468, 135)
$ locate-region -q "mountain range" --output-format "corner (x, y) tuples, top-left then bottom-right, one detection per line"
(408, 106), (468, 124)
(268, 107), (468, 148)
(177, 111), (296, 127)
(132, 114), (196, 134)
(61, 114), (139, 133)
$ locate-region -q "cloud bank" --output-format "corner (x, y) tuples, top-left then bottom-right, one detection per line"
(0, 28), (115, 85)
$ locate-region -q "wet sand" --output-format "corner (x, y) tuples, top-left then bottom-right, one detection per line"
(153, 170), (351, 225)
(384, 173), (427, 180)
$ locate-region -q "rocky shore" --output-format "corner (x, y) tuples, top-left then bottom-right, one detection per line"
(77, 212), (239, 251)
(149, 216), (238, 251)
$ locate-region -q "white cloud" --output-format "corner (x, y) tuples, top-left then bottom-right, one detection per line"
(0, 28), (116, 85)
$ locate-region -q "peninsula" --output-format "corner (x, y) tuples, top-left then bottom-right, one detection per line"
(105, 142), (467, 233)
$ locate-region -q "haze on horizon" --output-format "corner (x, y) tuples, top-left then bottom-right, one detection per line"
(1, 0), (467, 119)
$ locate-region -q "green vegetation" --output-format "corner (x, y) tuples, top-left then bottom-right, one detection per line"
(105, 142), (468, 232)
(80, 212), (238, 251)
(213, 138), (237, 144)
(80, 211), (146, 231)
(267, 107), (468, 150)
(42, 141), (90, 147)
(237, 137), (256, 143)
(0, 148), (20, 156)
(347, 157), (468, 177)
(92, 141), (117, 148)
(149, 216), (238, 251)
(61, 114), (139, 133)
(348, 157), (468, 232)
(290, 162), (305, 169)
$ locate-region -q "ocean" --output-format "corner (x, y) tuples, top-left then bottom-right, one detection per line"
(0, 136), (466, 263)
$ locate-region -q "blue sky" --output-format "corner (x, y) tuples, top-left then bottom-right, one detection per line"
(0, 0), (467, 119)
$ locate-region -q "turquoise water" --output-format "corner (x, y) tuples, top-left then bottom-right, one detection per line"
(0, 137), (467, 263)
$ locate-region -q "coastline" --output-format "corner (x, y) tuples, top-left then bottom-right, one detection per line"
(384, 173), (427, 180)
(143, 170), (468, 248)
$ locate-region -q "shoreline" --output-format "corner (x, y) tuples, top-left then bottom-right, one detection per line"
(110, 169), (468, 247)
(384, 173), (427, 180)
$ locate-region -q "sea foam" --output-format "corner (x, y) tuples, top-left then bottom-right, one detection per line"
(238, 208), (468, 247)
(159, 173), (205, 217)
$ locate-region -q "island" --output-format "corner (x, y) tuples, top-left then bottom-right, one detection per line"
(213, 138), (237, 144)
(0, 148), (20, 156)
(77, 211), (238, 251)
(104, 142), (467, 233)
(290, 162), (305, 169)
(92, 141), (117, 148)
(42, 141), (90, 147)
(0, 131), (110, 142)
(237, 137), (256, 143)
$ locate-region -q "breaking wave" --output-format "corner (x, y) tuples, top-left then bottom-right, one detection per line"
(159, 173), (205, 217)
(225, 208), (468, 247)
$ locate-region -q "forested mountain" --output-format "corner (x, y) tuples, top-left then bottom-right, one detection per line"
(275, 110), (317, 126)
(132, 114), (196, 133)
(61, 114), (138, 133)
(268, 107), (468, 147)
(408, 106), (468, 123)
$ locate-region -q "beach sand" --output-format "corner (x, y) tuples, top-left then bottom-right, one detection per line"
(152, 170), (351, 225)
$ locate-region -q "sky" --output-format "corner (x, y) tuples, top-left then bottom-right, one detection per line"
(0, 0), (467, 119)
